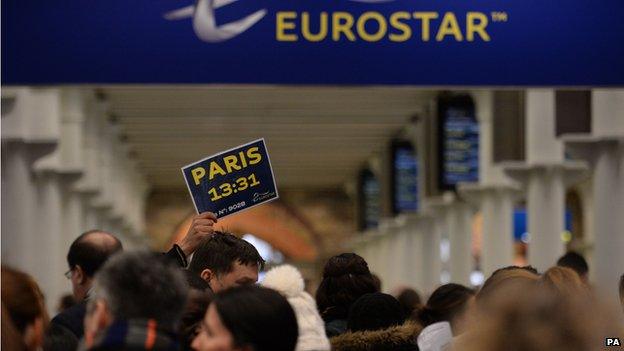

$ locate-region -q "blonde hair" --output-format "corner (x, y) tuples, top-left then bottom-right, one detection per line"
(458, 285), (623, 351)
(476, 267), (539, 310)
(539, 266), (587, 297)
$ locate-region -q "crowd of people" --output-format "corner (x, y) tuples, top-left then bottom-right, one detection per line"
(2, 211), (624, 351)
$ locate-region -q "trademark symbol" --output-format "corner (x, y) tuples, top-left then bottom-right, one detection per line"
(491, 12), (508, 22)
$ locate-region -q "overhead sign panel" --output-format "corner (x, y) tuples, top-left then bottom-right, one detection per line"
(182, 139), (278, 217)
(2, 0), (623, 85)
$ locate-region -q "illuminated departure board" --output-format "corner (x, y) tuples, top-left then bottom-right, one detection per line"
(438, 95), (479, 190)
(392, 141), (418, 214)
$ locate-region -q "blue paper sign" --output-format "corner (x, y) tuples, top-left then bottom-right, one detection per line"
(181, 139), (278, 217)
(2, 0), (624, 85)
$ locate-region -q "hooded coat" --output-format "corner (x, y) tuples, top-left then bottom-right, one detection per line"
(330, 321), (422, 351)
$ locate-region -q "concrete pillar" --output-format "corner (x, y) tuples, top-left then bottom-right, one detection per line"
(563, 89), (624, 303)
(32, 173), (65, 310)
(421, 215), (441, 293)
(504, 90), (586, 272)
(1, 88), (63, 314)
(402, 215), (430, 293)
(1, 143), (39, 272)
(392, 220), (415, 290)
(458, 90), (520, 278)
(448, 201), (474, 286)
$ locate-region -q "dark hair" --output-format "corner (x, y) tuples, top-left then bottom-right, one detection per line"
(315, 253), (378, 321)
(58, 294), (76, 312)
(189, 232), (265, 276)
(396, 288), (422, 320)
(93, 251), (188, 327)
(619, 274), (624, 300)
(213, 285), (298, 351)
(179, 290), (212, 351)
(371, 273), (382, 292)
(183, 269), (212, 292)
(417, 283), (475, 328)
(348, 292), (405, 332)
(43, 323), (79, 351)
(557, 251), (589, 277)
(2, 304), (27, 351)
(1, 266), (47, 334)
(67, 230), (123, 277)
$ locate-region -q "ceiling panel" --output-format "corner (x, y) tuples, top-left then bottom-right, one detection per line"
(103, 86), (430, 189)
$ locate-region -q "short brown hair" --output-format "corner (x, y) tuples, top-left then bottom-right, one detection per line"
(1, 266), (48, 334)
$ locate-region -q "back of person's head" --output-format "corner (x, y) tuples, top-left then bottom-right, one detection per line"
(557, 251), (589, 280)
(458, 284), (623, 351)
(3, 303), (27, 351)
(179, 289), (212, 351)
(188, 232), (265, 275)
(396, 287), (422, 320)
(477, 266), (540, 309)
(1, 266), (48, 351)
(418, 284), (475, 333)
(371, 273), (382, 292)
(183, 269), (212, 292)
(315, 253), (378, 320)
(212, 285), (299, 351)
(539, 266), (587, 297)
(92, 250), (189, 327)
(67, 230), (123, 278)
(348, 292), (405, 332)
(56, 294), (76, 313)
(262, 265), (330, 351)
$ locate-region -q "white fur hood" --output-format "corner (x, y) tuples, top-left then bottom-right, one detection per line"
(263, 265), (331, 351)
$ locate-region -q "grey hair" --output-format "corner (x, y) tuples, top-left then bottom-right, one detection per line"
(93, 250), (189, 327)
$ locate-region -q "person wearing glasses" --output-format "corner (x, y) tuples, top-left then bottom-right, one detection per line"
(47, 212), (217, 348)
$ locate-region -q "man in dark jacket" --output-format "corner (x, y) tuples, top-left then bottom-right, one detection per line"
(80, 251), (188, 351)
(48, 212), (216, 346)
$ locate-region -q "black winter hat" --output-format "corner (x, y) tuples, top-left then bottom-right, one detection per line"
(347, 292), (406, 332)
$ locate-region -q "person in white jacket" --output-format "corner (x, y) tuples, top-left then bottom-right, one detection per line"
(262, 265), (331, 351)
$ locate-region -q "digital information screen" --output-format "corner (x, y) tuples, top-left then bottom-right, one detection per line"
(359, 169), (380, 231)
(392, 141), (419, 214)
(438, 96), (479, 190)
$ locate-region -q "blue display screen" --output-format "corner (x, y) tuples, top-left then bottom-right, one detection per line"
(393, 144), (418, 213)
(439, 97), (479, 189)
(360, 169), (380, 230)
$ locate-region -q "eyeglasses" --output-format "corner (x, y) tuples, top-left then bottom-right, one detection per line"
(64, 268), (73, 280)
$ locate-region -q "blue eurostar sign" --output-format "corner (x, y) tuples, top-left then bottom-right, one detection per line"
(2, 0), (623, 85)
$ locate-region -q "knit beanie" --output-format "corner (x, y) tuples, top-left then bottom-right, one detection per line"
(347, 292), (405, 332)
(262, 265), (331, 351)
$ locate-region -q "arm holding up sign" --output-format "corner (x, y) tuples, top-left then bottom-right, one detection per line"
(165, 212), (217, 267)
(179, 211), (218, 256)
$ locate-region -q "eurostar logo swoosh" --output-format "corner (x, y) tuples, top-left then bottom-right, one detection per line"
(164, 0), (396, 43)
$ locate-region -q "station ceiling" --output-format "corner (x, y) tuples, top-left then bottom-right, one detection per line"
(104, 86), (431, 189)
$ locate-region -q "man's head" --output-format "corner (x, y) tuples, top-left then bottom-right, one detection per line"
(556, 251), (589, 283)
(188, 232), (265, 292)
(66, 230), (123, 301)
(84, 251), (189, 344)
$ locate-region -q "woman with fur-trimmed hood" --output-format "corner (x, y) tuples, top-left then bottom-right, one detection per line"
(331, 292), (422, 351)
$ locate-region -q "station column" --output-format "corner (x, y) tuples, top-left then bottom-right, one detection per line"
(563, 89), (624, 302)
